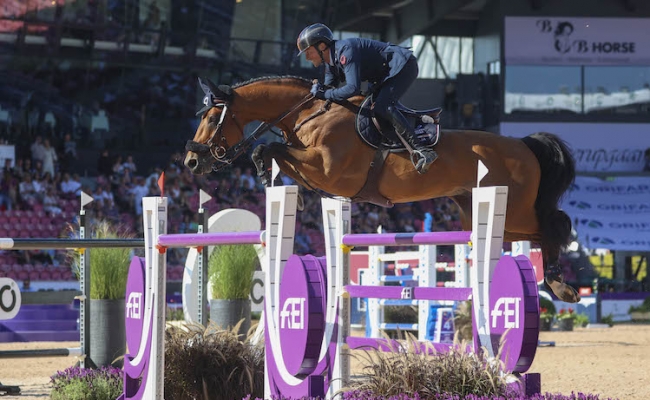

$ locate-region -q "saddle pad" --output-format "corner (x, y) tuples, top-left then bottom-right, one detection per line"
(355, 96), (438, 151)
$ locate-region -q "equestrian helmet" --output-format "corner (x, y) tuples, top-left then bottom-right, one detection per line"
(297, 23), (334, 55)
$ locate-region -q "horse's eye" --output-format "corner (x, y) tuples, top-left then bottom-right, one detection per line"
(208, 115), (218, 125)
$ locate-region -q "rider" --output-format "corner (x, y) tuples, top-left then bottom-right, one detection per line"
(297, 23), (437, 175)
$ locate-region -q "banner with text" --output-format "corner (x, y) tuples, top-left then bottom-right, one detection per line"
(500, 122), (650, 173)
(561, 176), (650, 251)
(505, 17), (650, 65)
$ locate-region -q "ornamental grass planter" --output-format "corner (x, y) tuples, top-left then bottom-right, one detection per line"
(209, 299), (251, 339)
(90, 299), (125, 367)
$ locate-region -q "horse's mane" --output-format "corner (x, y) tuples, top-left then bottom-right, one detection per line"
(232, 75), (312, 89)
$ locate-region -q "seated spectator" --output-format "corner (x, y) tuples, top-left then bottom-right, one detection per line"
(42, 187), (63, 216)
(122, 155), (137, 175)
(60, 172), (82, 198)
(18, 173), (42, 206)
(239, 167), (256, 190)
(111, 155), (123, 176)
(129, 176), (150, 215)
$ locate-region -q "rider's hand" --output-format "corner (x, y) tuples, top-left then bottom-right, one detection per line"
(310, 82), (326, 99)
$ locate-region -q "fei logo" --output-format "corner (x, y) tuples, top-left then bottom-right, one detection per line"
(126, 292), (143, 319)
(491, 297), (520, 329)
(280, 297), (305, 329)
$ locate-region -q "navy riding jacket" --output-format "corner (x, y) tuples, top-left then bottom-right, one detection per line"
(322, 38), (414, 101)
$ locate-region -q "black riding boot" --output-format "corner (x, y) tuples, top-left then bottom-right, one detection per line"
(388, 107), (437, 174)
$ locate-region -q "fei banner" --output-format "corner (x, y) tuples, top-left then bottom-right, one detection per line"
(505, 17), (650, 65)
(561, 176), (650, 251)
(500, 122), (650, 173)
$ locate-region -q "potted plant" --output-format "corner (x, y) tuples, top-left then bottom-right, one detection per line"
(70, 220), (133, 367)
(629, 297), (650, 321)
(539, 297), (556, 331)
(556, 308), (577, 331)
(208, 244), (259, 338)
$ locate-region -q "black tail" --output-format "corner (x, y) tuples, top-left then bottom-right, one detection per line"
(520, 132), (575, 270)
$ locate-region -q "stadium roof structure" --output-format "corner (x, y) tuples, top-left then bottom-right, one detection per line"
(323, 0), (488, 42)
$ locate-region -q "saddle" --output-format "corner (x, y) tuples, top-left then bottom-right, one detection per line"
(350, 95), (442, 208)
(355, 95), (442, 151)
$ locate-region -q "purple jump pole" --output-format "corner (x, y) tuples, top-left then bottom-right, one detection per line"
(157, 231), (265, 248)
(341, 231), (471, 247)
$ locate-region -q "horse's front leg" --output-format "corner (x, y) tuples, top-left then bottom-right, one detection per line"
(252, 145), (273, 186)
(252, 143), (291, 187)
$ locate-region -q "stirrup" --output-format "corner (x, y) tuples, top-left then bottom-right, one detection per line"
(410, 149), (437, 174)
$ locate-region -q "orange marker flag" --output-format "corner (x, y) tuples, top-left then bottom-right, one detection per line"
(158, 172), (165, 197)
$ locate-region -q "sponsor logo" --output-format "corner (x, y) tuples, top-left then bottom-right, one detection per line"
(491, 297), (521, 329)
(578, 219), (603, 229)
(573, 148), (645, 171)
(595, 203), (650, 213)
(537, 19), (636, 55)
(280, 297), (305, 329)
(568, 200), (591, 210)
(126, 292), (143, 319)
(590, 237), (615, 245)
(0, 284), (17, 313)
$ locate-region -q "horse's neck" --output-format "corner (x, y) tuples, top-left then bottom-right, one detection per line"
(238, 82), (309, 123)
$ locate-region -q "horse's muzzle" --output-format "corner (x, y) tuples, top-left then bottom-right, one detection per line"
(184, 151), (211, 175)
(184, 140), (214, 174)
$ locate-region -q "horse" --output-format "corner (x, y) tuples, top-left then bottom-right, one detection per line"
(183, 75), (579, 303)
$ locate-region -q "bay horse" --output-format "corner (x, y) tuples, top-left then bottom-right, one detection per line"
(183, 76), (579, 303)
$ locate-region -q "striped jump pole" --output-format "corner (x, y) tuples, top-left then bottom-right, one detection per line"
(341, 231), (471, 247)
(0, 347), (82, 358)
(157, 231), (264, 248)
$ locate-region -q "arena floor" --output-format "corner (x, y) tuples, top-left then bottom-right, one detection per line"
(0, 324), (648, 399)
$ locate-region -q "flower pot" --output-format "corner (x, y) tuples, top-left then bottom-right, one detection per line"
(539, 317), (553, 331)
(557, 318), (574, 331)
(90, 299), (125, 367)
(209, 299), (251, 339)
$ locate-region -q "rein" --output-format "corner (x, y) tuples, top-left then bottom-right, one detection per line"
(186, 93), (316, 172)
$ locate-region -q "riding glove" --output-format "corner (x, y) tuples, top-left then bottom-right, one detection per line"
(310, 82), (326, 99)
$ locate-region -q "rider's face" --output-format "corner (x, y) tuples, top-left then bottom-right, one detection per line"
(304, 43), (328, 67)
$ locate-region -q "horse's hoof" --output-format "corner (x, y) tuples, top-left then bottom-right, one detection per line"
(297, 193), (304, 211)
(545, 277), (581, 303)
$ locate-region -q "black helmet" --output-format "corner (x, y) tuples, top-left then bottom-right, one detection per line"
(297, 23), (334, 55)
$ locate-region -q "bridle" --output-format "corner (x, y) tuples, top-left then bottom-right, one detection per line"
(185, 93), (316, 172)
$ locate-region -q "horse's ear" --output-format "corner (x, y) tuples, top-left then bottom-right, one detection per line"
(205, 78), (220, 97)
(198, 77), (211, 95)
